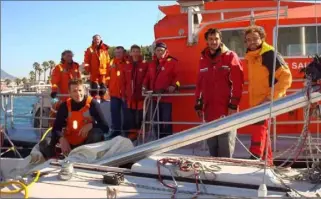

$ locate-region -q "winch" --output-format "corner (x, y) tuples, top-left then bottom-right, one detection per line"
(58, 160), (74, 181)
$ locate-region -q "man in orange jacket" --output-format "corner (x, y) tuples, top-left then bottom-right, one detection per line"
(107, 46), (127, 139)
(83, 34), (110, 99)
(51, 50), (81, 102)
(40, 79), (109, 159)
(50, 50), (81, 126)
(142, 42), (180, 139)
(244, 25), (292, 165)
(122, 45), (149, 140)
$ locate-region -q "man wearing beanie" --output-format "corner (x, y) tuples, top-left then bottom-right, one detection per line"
(142, 42), (180, 139)
(195, 28), (244, 158)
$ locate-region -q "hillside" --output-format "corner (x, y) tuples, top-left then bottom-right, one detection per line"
(1, 69), (16, 80)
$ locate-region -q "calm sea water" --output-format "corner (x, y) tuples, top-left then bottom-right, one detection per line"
(0, 96), (38, 126)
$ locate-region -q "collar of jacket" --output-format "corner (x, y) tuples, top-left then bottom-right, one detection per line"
(245, 42), (274, 59)
(113, 57), (126, 64)
(201, 43), (229, 58)
(153, 50), (170, 66)
(60, 61), (75, 68)
(90, 41), (109, 51)
(128, 55), (143, 64)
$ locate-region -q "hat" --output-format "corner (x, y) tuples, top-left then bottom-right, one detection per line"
(155, 42), (167, 49)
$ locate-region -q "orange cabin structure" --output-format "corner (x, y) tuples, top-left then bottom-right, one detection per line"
(152, 0), (321, 135)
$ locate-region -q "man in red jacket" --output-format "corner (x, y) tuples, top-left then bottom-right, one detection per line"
(142, 42), (180, 138)
(195, 28), (244, 157)
(122, 45), (149, 140)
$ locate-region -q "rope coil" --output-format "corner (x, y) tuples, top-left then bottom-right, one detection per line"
(156, 157), (222, 199)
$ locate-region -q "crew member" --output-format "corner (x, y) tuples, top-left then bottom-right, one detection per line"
(40, 79), (109, 159)
(122, 45), (149, 141)
(107, 46), (127, 139)
(50, 50), (81, 125)
(83, 34), (110, 99)
(194, 28), (244, 158)
(142, 42), (180, 138)
(244, 25), (292, 165)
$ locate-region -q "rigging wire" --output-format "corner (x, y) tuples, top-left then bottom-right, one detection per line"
(263, 0), (281, 185)
(315, 0), (320, 163)
(315, 0), (319, 56)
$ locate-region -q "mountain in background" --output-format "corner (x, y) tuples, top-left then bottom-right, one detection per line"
(1, 69), (16, 80)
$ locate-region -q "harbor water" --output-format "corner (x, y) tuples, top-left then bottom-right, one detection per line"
(0, 96), (38, 126)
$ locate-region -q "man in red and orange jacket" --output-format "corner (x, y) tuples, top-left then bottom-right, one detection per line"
(142, 42), (180, 139)
(106, 46), (128, 139)
(122, 45), (149, 141)
(39, 79), (109, 159)
(50, 50), (81, 126)
(195, 28), (244, 158)
(83, 34), (110, 99)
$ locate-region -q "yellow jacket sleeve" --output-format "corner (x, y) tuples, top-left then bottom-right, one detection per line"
(268, 66), (292, 100)
(261, 50), (292, 100)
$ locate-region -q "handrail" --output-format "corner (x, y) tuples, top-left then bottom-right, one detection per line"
(149, 78), (305, 91)
(140, 85), (321, 153)
(0, 80), (318, 150)
(188, 6), (288, 44)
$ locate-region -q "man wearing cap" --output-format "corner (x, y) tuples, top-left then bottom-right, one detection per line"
(195, 28), (244, 158)
(142, 42), (180, 138)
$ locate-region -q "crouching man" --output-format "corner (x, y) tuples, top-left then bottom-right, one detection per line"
(39, 79), (109, 159)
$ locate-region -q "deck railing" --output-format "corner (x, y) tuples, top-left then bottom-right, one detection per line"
(141, 78), (321, 152)
(0, 78), (319, 153)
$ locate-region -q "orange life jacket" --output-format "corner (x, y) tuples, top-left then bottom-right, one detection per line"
(64, 96), (93, 146)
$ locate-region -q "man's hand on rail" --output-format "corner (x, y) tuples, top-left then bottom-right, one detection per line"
(168, 86), (176, 93)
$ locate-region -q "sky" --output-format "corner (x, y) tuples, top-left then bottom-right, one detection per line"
(1, 0), (320, 79)
(0, 1), (176, 78)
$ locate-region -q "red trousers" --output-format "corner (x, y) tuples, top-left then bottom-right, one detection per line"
(249, 120), (273, 165)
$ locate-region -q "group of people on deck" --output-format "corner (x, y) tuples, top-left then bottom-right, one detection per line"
(40, 25), (292, 165)
(40, 35), (179, 159)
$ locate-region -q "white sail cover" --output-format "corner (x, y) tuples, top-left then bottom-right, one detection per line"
(0, 136), (134, 179)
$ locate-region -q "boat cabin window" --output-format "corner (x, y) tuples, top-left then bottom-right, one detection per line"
(221, 29), (246, 57)
(277, 25), (321, 57)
